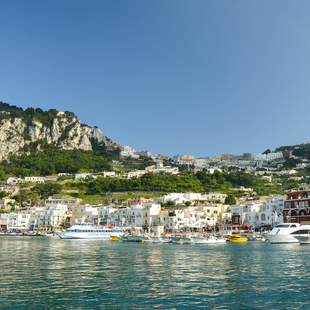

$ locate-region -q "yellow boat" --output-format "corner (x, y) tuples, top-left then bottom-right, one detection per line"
(229, 235), (248, 244)
(110, 235), (121, 241)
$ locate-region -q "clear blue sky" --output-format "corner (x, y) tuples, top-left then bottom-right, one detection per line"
(0, 0), (309, 156)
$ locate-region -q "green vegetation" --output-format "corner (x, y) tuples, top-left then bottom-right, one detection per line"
(119, 156), (155, 171)
(0, 145), (113, 177)
(82, 170), (278, 196)
(224, 194), (236, 205)
(86, 173), (204, 194)
(0, 102), (76, 128)
(33, 183), (62, 199)
(277, 143), (310, 160)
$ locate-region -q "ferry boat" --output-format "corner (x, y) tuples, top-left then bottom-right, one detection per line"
(56, 224), (124, 240)
(266, 223), (305, 244)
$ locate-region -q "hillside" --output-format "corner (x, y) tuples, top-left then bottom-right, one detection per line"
(0, 101), (120, 161)
(276, 143), (310, 160)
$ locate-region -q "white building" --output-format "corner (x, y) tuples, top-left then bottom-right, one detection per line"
(75, 173), (97, 180)
(0, 212), (32, 230)
(24, 176), (45, 183)
(71, 205), (99, 225)
(37, 204), (68, 229)
(6, 177), (22, 186)
(102, 171), (116, 178)
(120, 145), (139, 158)
(160, 193), (227, 205)
(231, 197), (284, 228)
(126, 170), (148, 179)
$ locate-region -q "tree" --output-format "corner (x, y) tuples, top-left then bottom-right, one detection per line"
(34, 183), (62, 199)
(161, 200), (176, 208)
(225, 194), (236, 205)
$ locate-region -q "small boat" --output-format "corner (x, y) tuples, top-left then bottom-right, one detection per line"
(142, 236), (172, 243)
(171, 236), (193, 244)
(110, 235), (122, 241)
(192, 236), (227, 244)
(229, 235), (248, 244)
(121, 235), (144, 242)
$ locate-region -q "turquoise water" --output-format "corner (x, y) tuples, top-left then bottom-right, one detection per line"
(0, 238), (310, 309)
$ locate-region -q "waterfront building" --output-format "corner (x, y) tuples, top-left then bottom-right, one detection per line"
(37, 204), (68, 230)
(283, 189), (310, 224)
(71, 205), (99, 225)
(231, 197), (284, 228)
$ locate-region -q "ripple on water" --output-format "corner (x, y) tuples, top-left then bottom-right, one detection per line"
(1, 238), (310, 309)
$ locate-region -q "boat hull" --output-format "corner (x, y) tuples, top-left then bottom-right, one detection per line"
(57, 232), (123, 240)
(229, 235), (248, 244)
(266, 234), (298, 244)
(293, 235), (310, 244)
(192, 238), (226, 244)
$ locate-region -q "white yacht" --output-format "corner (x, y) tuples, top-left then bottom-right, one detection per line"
(289, 227), (310, 244)
(57, 224), (124, 240)
(266, 223), (304, 244)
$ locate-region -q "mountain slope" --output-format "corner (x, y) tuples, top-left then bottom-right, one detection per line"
(0, 101), (119, 160)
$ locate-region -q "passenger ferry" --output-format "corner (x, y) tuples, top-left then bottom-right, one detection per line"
(56, 224), (124, 240)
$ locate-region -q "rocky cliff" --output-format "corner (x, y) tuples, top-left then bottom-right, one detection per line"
(0, 102), (119, 160)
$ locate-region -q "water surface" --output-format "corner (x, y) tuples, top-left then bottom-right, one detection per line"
(0, 237), (310, 309)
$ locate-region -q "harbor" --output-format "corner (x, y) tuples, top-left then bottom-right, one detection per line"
(0, 236), (309, 309)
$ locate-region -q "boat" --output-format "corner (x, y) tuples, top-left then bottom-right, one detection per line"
(229, 235), (248, 244)
(266, 223), (308, 244)
(171, 236), (193, 244)
(142, 236), (172, 243)
(56, 224), (124, 240)
(121, 234), (144, 242)
(288, 227), (310, 244)
(191, 235), (227, 244)
(110, 235), (122, 241)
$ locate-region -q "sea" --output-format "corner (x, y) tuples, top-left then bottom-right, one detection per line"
(0, 237), (309, 310)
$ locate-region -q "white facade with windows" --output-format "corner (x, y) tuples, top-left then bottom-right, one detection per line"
(231, 197), (284, 227)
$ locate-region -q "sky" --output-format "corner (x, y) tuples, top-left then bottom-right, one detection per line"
(0, 0), (309, 157)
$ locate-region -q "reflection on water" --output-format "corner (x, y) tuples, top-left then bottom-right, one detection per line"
(0, 238), (310, 309)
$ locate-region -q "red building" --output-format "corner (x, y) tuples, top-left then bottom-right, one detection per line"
(283, 190), (310, 224)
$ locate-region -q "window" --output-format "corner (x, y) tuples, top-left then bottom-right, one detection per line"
(275, 224), (290, 228)
(291, 230), (310, 235)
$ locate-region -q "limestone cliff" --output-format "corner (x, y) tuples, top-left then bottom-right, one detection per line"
(0, 102), (119, 160)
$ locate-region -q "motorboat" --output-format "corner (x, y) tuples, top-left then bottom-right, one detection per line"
(289, 227), (310, 244)
(142, 236), (172, 243)
(191, 235), (227, 244)
(229, 235), (248, 244)
(171, 236), (193, 245)
(266, 223), (307, 244)
(121, 234), (144, 242)
(56, 224), (124, 240)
